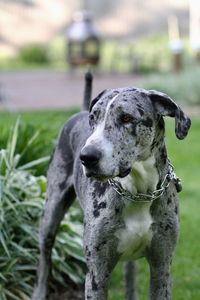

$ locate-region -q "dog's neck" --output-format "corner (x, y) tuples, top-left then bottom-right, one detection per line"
(118, 155), (159, 196)
(131, 156), (159, 194)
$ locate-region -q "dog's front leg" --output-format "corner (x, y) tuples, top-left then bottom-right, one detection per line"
(84, 217), (120, 300)
(148, 259), (172, 300)
(147, 216), (179, 299)
(85, 270), (108, 300)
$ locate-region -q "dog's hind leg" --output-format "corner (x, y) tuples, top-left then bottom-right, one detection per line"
(124, 261), (138, 300)
(32, 147), (76, 300)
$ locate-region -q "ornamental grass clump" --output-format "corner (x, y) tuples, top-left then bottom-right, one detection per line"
(0, 120), (85, 300)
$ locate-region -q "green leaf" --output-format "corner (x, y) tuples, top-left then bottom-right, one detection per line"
(8, 118), (20, 166)
(10, 242), (33, 259)
(0, 232), (10, 257)
(18, 156), (50, 170)
(4, 289), (20, 300)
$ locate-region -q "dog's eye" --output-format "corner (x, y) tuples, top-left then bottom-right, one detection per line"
(89, 114), (95, 126)
(120, 114), (133, 124)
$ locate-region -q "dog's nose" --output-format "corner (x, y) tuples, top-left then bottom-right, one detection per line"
(80, 146), (102, 168)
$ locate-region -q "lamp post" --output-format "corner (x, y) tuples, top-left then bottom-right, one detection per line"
(67, 10), (101, 68)
(190, 0), (200, 63)
(168, 15), (183, 72)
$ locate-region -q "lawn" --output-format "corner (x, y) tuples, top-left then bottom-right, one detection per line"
(0, 110), (199, 299)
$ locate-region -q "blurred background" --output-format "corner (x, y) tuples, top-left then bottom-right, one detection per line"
(0, 1), (200, 300)
(0, 0), (200, 110)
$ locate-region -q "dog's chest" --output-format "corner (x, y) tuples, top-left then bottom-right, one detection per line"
(115, 156), (159, 260)
(116, 202), (153, 260)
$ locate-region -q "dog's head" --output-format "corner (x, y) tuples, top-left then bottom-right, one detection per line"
(80, 87), (191, 180)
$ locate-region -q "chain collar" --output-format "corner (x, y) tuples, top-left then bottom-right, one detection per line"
(108, 163), (182, 204)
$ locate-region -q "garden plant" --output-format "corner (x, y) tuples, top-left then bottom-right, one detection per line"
(0, 119), (85, 300)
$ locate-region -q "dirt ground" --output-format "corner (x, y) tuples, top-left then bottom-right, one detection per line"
(48, 278), (84, 300)
(50, 286), (84, 300)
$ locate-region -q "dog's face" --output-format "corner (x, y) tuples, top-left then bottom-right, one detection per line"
(80, 88), (191, 180)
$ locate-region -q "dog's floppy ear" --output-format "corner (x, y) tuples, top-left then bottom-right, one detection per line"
(148, 90), (191, 140)
(89, 90), (107, 112)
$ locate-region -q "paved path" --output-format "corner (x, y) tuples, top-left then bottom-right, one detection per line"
(0, 71), (140, 111)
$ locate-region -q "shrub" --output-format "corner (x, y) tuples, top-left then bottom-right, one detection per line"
(99, 35), (173, 74)
(141, 66), (200, 105)
(19, 44), (50, 64)
(0, 120), (55, 176)
(0, 120), (85, 299)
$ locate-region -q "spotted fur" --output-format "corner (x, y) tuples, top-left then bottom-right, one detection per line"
(32, 87), (191, 300)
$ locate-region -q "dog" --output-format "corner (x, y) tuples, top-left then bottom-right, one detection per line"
(32, 73), (191, 300)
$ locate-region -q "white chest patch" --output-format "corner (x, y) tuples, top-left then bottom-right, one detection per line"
(116, 203), (153, 260)
(115, 156), (159, 260)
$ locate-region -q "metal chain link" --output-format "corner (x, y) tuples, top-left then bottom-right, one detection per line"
(108, 164), (179, 204)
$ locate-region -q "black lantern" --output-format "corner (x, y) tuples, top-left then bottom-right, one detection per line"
(67, 11), (101, 67)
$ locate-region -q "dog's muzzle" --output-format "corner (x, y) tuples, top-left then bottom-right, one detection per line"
(80, 146), (131, 180)
(80, 145), (102, 176)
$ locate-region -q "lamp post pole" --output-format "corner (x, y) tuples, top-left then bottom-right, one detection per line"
(168, 15), (183, 72)
(81, 0), (90, 10)
(190, 0), (200, 63)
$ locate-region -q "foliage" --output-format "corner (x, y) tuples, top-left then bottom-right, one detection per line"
(99, 35), (172, 74)
(18, 44), (50, 65)
(0, 109), (78, 175)
(0, 122), (53, 176)
(0, 119), (85, 299)
(0, 34), (194, 74)
(141, 66), (200, 105)
(132, 35), (172, 73)
(48, 37), (67, 69)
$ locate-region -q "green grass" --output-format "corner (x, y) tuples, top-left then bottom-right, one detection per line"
(0, 109), (78, 134)
(0, 110), (199, 299)
(167, 118), (200, 300)
(0, 108), (78, 151)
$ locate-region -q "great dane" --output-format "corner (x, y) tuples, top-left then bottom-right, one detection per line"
(32, 73), (191, 300)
